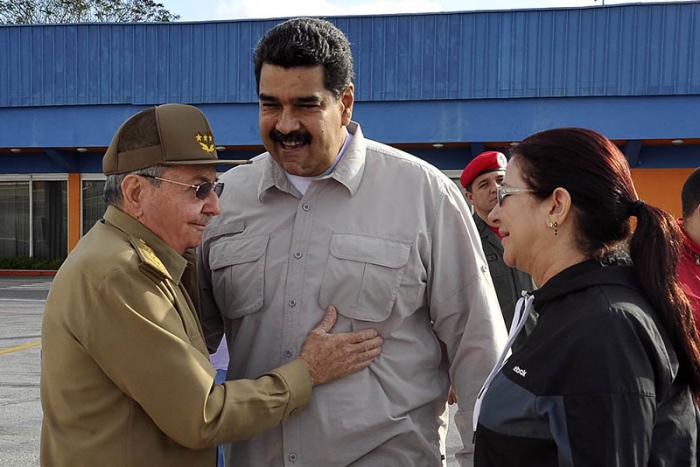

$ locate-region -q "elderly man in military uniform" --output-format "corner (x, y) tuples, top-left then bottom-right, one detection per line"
(40, 103), (382, 467)
(460, 151), (536, 348)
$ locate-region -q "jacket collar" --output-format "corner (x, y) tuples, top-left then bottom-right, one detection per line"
(103, 205), (187, 283)
(257, 121), (366, 200)
(532, 258), (639, 310)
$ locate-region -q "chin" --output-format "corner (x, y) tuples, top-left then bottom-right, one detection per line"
(502, 250), (517, 268)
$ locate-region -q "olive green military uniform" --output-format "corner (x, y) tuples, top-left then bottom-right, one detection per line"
(41, 206), (311, 466)
(473, 214), (536, 349)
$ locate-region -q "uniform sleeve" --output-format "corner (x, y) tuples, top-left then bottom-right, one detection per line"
(196, 241), (225, 353)
(86, 267), (312, 449)
(426, 182), (509, 466)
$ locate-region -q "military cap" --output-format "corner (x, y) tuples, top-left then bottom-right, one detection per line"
(460, 151), (508, 189)
(103, 103), (242, 175)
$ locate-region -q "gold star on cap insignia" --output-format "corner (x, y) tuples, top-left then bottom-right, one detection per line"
(197, 133), (216, 153)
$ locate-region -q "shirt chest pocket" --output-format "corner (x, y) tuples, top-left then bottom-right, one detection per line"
(209, 234), (269, 319)
(319, 234), (411, 322)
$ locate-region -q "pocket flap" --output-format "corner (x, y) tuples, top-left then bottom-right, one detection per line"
(330, 234), (410, 269)
(209, 235), (269, 270)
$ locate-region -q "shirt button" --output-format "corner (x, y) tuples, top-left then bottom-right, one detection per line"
(283, 350), (293, 359)
(481, 264), (488, 273)
(288, 453), (297, 463)
(302, 203), (310, 211)
(294, 251), (303, 259)
(289, 299), (297, 308)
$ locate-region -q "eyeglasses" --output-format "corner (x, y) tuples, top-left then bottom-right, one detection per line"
(496, 185), (534, 206)
(139, 174), (224, 200)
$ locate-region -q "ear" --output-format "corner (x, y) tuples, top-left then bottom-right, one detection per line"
(548, 187), (572, 225)
(465, 190), (474, 204)
(339, 84), (354, 126)
(121, 174), (146, 217)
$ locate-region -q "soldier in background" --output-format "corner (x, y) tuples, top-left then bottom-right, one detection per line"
(461, 151), (536, 348)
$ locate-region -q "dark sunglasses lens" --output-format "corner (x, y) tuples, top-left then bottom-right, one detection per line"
(195, 182), (214, 200)
(214, 182), (224, 197)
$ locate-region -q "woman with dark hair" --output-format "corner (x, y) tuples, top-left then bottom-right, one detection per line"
(472, 128), (700, 466)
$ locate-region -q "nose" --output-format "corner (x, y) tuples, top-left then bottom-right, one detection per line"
(275, 107), (301, 134)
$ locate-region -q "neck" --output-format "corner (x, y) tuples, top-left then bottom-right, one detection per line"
(475, 209), (496, 227)
(685, 216), (700, 246)
(529, 237), (589, 287)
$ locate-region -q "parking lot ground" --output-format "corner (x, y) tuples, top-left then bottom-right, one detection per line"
(0, 276), (50, 467)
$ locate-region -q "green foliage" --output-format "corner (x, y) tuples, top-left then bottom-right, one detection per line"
(0, 0), (179, 24)
(0, 257), (63, 270)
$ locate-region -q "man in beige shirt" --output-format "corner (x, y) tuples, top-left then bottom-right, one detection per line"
(40, 103), (382, 466)
(199, 18), (507, 467)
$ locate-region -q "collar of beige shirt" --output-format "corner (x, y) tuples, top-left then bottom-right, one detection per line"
(103, 205), (188, 283)
(257, 121), (367, 201)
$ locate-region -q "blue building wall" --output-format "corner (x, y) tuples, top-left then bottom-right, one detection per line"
(0, 2), (699, 171)
(2, 2), (700, 107)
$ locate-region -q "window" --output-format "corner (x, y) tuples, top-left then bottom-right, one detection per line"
(32, 180), (67, 260)
(0, 182), (30, 257)
(0, 176), (68, 260)
(82, 180), (106, 234)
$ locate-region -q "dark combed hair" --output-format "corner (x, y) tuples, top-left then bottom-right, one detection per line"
(253, 17), (354, 97)
(681, 167), (700, 219)
(513, 127), (700, 394)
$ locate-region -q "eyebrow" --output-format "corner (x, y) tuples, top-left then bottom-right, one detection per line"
(258, 93), (278, 103)
(258, 93), (323, 105)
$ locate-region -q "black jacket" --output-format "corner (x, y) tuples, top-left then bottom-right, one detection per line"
(475, 259), (699, 467)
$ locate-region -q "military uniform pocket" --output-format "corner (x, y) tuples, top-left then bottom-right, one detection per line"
(319, 234), (411, 322)
(209, 234), (269, 318)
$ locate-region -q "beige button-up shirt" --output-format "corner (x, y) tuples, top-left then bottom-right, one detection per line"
(41, 206), (311, 467)
(199, 122), (507, 466)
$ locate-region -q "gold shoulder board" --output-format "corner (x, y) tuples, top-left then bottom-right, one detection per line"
(130, 238), (168, 277)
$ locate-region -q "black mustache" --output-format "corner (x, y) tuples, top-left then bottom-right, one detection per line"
(270, 129), (312, 145)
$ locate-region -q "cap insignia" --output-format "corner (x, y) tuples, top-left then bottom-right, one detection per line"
(497, 153), (508, 168)
(196, 133), (216, 153)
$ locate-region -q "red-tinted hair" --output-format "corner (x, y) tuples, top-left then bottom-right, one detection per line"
(513, 127), (700, 394)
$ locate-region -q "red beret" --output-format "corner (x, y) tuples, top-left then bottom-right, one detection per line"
(460, 151), (508, 188)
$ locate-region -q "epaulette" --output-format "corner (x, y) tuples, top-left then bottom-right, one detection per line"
(130, 237), (169, 279)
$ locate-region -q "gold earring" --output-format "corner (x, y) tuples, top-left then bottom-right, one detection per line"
(548, 220), (558, 236)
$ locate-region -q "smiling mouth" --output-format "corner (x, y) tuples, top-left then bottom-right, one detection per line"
(279, 140), (307, 150)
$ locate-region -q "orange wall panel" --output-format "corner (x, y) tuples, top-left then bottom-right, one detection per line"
(67, 173), (81, 253)
(630, 168), (694, 219)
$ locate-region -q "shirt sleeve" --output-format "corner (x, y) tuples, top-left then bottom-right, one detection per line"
(426, 181), (509, 466)
(84, 266), (312, 449)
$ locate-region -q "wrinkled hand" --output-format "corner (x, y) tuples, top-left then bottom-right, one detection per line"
(298, 305), (383, 386)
